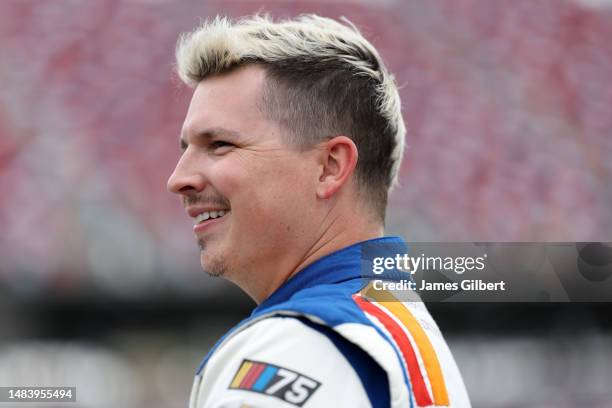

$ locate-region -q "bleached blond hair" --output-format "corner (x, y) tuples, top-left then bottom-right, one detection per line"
(176, 14), (406, 220)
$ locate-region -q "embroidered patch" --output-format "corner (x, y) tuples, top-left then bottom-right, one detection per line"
(229, 359), (321, 406)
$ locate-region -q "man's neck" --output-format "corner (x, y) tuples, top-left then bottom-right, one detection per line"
(252, 220), (384, 304)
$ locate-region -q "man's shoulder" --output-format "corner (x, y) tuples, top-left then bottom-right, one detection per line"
(195, 316), (380, 407)
(210, 315), (375, 365)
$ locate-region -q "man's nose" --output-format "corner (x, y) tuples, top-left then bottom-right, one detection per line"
(167, 152), (206, 195)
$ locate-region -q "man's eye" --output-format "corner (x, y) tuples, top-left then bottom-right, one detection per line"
(210, 140), (234, 152)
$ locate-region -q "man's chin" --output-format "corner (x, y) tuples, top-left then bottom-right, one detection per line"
(200, 252), (228, 278)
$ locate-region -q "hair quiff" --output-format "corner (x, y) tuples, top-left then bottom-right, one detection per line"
(175, 14), (406, 220)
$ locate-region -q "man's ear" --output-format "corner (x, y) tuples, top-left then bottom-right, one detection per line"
(316, 136), (358, 199)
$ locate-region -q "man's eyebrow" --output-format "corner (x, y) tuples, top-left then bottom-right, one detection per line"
(179, 127), (242, 150)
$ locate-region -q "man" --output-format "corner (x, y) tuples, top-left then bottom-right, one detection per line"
(168, 14), (470, 407)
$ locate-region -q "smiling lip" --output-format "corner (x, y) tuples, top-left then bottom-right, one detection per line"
(192, 213), (228, 234)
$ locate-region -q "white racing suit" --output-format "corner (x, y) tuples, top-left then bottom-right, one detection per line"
(189, 237), (471, 408)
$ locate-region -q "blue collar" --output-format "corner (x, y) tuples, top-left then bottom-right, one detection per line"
(253, 236), (407, 315)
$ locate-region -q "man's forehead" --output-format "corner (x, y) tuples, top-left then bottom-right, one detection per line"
(191, 65), (267, 107)
(182, 65), (268, 132)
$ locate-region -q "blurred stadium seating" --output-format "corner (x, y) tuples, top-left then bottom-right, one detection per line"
(1, 0), (611, 407)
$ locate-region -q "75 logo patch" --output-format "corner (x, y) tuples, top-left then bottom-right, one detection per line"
(228, 359), (321, 406)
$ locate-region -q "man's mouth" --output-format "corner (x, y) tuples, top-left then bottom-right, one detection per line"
(194, 210), (230, 225)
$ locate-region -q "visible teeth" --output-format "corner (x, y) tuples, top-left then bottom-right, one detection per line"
(194, 210), (229, 224)
(195, 212), (209, 224)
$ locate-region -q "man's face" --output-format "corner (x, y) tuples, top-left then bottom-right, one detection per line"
(167, 66), (320, 289)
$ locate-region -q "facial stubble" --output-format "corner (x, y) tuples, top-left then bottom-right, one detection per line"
(198, 239), (228, 278)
